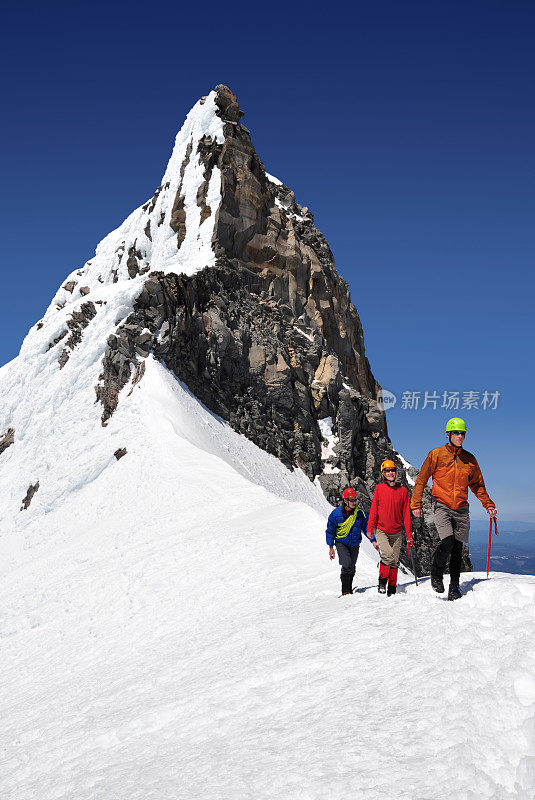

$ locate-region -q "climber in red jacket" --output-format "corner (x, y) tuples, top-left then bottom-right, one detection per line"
(367, 460), (414, 596)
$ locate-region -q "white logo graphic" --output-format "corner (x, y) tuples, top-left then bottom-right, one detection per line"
(377, 389), (397, 411)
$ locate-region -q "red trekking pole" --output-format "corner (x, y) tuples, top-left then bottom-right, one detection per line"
(486, 516), (499, 578)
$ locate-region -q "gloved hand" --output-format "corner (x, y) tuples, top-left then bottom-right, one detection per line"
(367, 533), (379, 552)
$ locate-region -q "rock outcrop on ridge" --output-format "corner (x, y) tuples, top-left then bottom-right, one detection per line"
(2, 85), (470, 576)
(96, 86), (390, 503)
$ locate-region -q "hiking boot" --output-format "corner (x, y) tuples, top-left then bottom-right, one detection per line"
(448, 584), (462, 601)
(341, 574), (353, 596)
(431, 575), (445, 594)
(387, 584), (397, 596)
(378, 576), (387, 594)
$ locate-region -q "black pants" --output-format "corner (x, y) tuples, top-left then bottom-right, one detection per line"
(335, 543), (360, 578)
(335, 542), (360, 593)
(432, 535), (463, 585)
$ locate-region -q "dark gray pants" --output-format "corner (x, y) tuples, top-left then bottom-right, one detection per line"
(432, 502), (469, 584)
(335, 542), (360, 579)
(434, 502), (470, 543)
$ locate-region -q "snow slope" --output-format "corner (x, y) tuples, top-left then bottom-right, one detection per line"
(0, 90), (225, 527)
(1, 358), (534, 800)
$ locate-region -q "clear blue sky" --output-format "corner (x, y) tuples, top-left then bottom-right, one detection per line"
(1, 0), (533, 519)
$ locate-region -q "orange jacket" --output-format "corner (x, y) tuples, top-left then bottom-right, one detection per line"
(410, 444), (495, 511)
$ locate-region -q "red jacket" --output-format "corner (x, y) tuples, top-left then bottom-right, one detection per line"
(367, 482), (413, 538)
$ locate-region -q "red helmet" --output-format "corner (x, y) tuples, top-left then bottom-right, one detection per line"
(342, 487), (357, 500)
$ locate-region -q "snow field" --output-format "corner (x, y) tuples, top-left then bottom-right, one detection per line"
(1, 359), (534, 800)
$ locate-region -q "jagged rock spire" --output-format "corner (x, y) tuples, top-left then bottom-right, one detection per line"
(92, 86), (393, 507)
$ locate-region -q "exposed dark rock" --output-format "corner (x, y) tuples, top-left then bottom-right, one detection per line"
(143, 187), (160, 214)
(96, 324), (137, 424)
(46, 329), (68, 351)
(114, 448), (127, 460)
(127, 362), (145, 396)
(21, 481), (39, 510)
(0, 428), (15, 455)
(214, 84), (244, 122)
(95, 266), (388, 487)
(59, 301), (97, 369)
(127, 246), (140, 279)
(63, 281), (77, 293)
(197, 135), (223, 225)
(170, 141), (193, 248)
(125, 245), (150, 279)
(80, 286), (90, 296)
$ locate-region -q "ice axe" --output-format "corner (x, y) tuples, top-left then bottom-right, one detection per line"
(408, 515), (425, 587)
(408, 537), (420, 586)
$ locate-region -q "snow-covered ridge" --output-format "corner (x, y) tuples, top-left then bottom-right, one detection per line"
(19, 91), (224, 365)
(265, 171), (283, 186)
(397, 452), (417, 486)
(0, 91), (228, 524)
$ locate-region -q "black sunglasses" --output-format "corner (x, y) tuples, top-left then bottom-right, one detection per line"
(450, 431), (466, 436)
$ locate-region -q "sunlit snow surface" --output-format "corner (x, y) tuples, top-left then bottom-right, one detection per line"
(0, 358), (534, 799)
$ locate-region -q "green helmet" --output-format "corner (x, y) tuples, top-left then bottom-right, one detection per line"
(446, 417), (467, 433)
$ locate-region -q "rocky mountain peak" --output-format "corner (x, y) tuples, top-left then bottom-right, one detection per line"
(87, 86), (402, 526)
(213, 84), (244, 122)
(0, 86), (468, 577)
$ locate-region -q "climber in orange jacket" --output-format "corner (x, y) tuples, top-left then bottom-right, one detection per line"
(411, 418), (497, 600)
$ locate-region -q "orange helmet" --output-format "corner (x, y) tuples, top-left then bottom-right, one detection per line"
(381, 460), (397, 473)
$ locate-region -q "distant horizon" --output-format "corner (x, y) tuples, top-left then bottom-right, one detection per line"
(470, 519), (535, 525)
